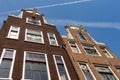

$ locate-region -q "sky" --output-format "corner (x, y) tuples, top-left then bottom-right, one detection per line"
(0, 0), (120, 58)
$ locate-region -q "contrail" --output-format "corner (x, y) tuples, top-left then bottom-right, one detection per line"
(0, 0), (91, 15)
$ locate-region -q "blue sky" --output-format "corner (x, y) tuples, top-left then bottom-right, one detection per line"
(0, 0), (120, 58)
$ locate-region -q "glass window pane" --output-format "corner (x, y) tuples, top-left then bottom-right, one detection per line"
(79, 33), (86, 40)
(80, 64), (94, 80)
(0, 59), (12, 78)
(58, 64), (69, 80)
(96, 66), (117, 80)
(26, 29), (43, 43)
(25, 52), (48, 80)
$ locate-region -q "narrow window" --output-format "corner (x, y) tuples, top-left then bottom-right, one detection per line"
(100, 47), (113, 58)
(79, 63), (95, 80)
(0, 48), (16, 79)
(26, 17), (41, 25)
(83, 45), (100, 56)
(23, 51), (50, 80)
(48, 33), (58, 46)
(25, 29), (44, 43)
(53, 55), (71, 80)
(79, 33), (86, 40)
(7, 26), (20, 39)
(69, 41), (80, 53)
(95, 66), (117, 80)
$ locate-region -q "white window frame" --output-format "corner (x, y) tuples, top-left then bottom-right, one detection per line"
(0, 48), (16, 80)
(7, 25), (20, 39)
(100, 47), (113, 58)
(53, 55), (71, 80)
(95, 66), (119, 80)
(79, 63), (96, 80)
(25, 29), (44, 43)
(26, 17), (41, 25)
(69, 41), (81, 53)
(47, 33), (58, 46)
(82, 45), (101, 56)
(22, 51), (51, 80)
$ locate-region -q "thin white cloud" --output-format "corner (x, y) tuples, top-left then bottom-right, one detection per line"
(0, 0), (92, 15)
(47, 19), (120, 29)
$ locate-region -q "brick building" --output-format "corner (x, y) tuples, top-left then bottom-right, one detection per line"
(0, 9), (78, 80)
(62, 25), (120, 80)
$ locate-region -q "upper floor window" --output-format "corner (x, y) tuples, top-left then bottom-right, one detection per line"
(26, 17), (41, 25)
(22, 51), (50, 80)
(95, 66), (117, 80)
(25, 29), (44, 43)
(83, 45), (100, 56)
(7, 26), (20, 39)
(69, 41), (81, 53)
(116, 68), (120, 73)
(0, 48), (16, 79)
(100, 47), (113, 58)
(53, 55), (71, 80)
(79, 33), (86, 41)
(79, 63), (95, 80)
(47, 33), (58, 46)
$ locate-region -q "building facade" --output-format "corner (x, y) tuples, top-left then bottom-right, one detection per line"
(0, 9), (79, 80)
(62, 25), (120, 80)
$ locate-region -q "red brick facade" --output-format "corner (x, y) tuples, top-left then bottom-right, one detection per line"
(0, 9), (78, 80)
(62, 25), (120, 80)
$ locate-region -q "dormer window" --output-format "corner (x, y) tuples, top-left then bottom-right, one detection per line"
(26, 17), (41, 25)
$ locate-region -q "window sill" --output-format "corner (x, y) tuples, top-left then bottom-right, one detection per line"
(6, 37), (19, 41)
(0, 78), (12, 80)
(50, 44), (60, 47)
(86, 54), (101, 57)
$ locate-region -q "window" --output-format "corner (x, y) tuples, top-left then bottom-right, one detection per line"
(79, 33), (86, 40)
(83, 45), (100, 56)
(22, 51), (50, 80)
(53, 55), (71, 80)
(48, 33), (58, 46)
(79, 63), (95, 80)
(7, 26), (20, 39)
(25, 29), (44, 43)
(116, 68), (120, 73)
(69, 41), (80, 53)
(26, 17), (41, 25)
(100, 47), (113, 58)
(0, 48), (16, 79)
(95, 66), (117, 80)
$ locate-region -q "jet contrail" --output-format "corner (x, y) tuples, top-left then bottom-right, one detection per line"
(34, 0), (92, 9)
(0, 0), (92, 15)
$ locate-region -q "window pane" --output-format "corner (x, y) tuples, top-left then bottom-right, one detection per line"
(55, 56), (63, 64)
(8, 26), (19, 39)
(0, 59), (12, 78)
(80, 64), (94, 80)
(79, 33), (86, 40)
(54, 55), (70, 80)
(25, 52), (48, 80)
(69, 41), (79, 53)
(27, 17), (41, 25)
(95, 66), (117, 80)
(26, 29), (43, 43)
(48, 33), (57, 45)
(58, 64), (69, 80)
(100, 47), (112, 58)
(83, 46), (99, 55)
(4, 49), (14, 58)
